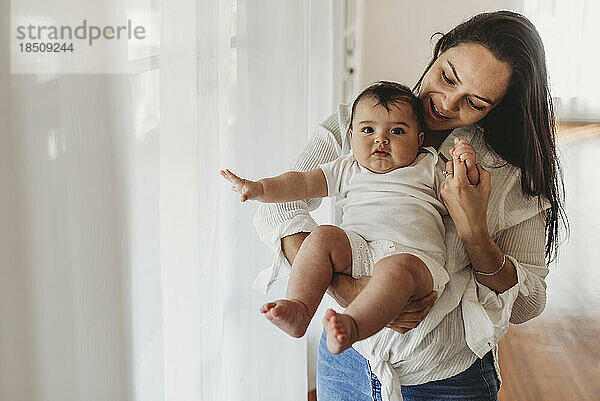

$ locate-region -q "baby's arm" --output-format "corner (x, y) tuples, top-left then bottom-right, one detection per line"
(220, 168), (328, 203)
(451, 138), (479, 185)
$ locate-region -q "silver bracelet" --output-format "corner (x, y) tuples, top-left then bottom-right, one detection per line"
(473, 254), (506, 276)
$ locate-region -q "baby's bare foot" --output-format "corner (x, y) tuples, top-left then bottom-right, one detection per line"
(260, 299), (311, 338)
(323, 309), (358, 354)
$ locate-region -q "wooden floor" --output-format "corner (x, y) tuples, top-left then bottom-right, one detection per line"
(498, 124), (600, 400)
(309, 124), (600, 401)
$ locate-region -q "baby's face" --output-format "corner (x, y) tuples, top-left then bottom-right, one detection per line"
(350, 98), (424, 174)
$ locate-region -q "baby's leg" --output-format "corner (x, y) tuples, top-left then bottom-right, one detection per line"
(261, 225), (352, 338)
(323, 253), (433, 354)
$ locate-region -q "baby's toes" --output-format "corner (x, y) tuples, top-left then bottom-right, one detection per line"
(333, 324), (347, 341)
(261, 303), (278, 320)
(270, 308), (281, 319)
(325, 311), (342, 335)
(331, 315), (342, 332)
(324, 309), (336, 323)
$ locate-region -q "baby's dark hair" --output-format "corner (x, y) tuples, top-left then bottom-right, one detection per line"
(349, 81), (425, 132)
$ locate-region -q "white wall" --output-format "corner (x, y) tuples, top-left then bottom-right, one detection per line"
(356, 0), (524, 92)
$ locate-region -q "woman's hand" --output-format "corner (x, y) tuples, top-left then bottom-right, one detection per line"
(441, 141), (519, 292)
(441, 145), (492, 244)
(386, 291), (438, 333)
(327, 274), (438, 334)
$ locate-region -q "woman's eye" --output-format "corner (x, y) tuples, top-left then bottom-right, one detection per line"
(391, 128), (405, 135)
(361, 126), (374, 133)
(442, 71), (454, 85)
(467, 98), (485, 111)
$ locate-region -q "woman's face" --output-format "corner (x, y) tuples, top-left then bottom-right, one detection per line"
(418, 43), (512, 132)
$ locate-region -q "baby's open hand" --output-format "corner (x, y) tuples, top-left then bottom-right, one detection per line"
(450, 138), (479, 185)
(220, 169), (264, 202)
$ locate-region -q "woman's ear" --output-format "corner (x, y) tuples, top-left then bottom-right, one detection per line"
(418, 131), (424, 146)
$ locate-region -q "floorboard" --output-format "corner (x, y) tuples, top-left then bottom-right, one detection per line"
(498, 124), (600, 400)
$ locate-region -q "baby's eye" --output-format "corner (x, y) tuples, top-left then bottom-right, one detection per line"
(391, 127), (405, 135)
(361, 126), (374, 134)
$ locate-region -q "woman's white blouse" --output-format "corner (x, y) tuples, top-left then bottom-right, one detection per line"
(252, 104), (550, 397)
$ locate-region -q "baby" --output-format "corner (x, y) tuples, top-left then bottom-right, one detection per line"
(221, 81), (479, 354)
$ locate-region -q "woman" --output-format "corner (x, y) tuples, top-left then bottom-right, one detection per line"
(253, 10), (565, 400)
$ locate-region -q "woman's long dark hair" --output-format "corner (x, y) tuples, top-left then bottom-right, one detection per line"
(414, 10), (567, 262)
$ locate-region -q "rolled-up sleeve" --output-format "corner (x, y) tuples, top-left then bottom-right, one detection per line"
(252, 110), (347, 292)
(475, 211), (549, 324)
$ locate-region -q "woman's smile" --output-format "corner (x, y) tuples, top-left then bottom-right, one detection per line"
(428, 98), (452, 122)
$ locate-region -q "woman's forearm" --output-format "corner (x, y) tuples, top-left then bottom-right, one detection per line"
(441, 157), (518, 293)
(462, 229), (518, 293)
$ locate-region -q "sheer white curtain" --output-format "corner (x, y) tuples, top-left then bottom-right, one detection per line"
(196, 0), (334, 399)
(1, 0), (333, 400)
(524, 0), (600, 120)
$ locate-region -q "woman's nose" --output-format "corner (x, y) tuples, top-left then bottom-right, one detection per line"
(441, 92), (461, 113)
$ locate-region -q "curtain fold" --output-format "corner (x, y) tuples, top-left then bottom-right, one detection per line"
(2, 0), (334, 400)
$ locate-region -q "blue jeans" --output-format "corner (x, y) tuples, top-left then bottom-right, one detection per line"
(316, 330), (499, 401)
